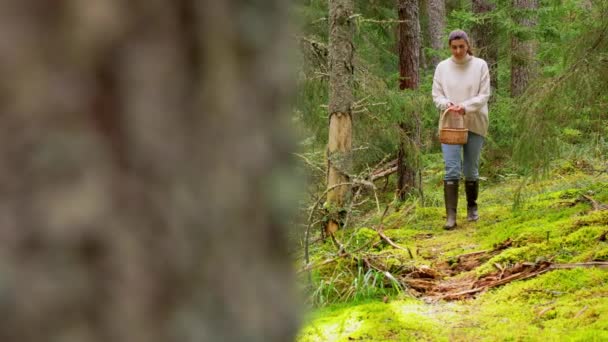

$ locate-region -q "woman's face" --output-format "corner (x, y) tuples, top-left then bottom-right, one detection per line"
(450, 38), (468, 60)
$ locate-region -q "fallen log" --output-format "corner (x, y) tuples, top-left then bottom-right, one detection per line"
(370, 158), (398, 182)
(371, 165), (398, 182)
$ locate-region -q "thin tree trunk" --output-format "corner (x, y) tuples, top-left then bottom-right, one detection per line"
(327, 0), (355, 234)
(472, 0), (498, 95)
(0, 1), (298, 341)
(511, 0), (539, 97)
(426, 0), (446, 68)
(397, 0), (421, 200)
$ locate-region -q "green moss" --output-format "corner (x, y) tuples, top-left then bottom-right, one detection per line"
(300, 268), (608, 341)
(476, 224), (607, 275)
(301, 162), (608, 340)
(297, 299), (451, 341)
(573, 210), (608, 227)
(457, 269), (608, 341)
(351, 227), (379, 249)
(562, 128), (583, 144)
(413, 206), (444, 222)
(592, 246), (608, 261)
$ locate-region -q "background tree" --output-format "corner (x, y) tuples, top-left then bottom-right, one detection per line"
(0, 1), (299, 341)
(511, 0), (539, 97)
(426, 0), (447, 68)
(326, 0), (355, 234)
(293, 0), (607, 268)
(397, 0), (422, 200)
(471, 0), (498, 94)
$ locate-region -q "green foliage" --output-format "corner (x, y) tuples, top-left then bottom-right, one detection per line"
(512, 1), (608, 173)
(294, 0), (607, 183)
(307, 259), (401, 307)
(294, 78), (328, 147)
(447, 9), (477, 33)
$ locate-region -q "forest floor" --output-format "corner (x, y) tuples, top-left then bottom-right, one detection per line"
(297, 156), (608, 341)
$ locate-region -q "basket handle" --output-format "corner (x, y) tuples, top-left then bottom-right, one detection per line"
(440, 108), (465, 129)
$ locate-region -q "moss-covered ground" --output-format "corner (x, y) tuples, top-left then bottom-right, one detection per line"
(298, 158), (608, 341)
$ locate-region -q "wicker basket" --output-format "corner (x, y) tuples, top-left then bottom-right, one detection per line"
(439, 108), (468, 145)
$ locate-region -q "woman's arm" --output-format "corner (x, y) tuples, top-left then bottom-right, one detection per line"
(432, 67), (452, 110)
(461, 62), (491, 113)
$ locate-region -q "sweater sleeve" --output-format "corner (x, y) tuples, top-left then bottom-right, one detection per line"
(461, 61), (491, 114)
(432, 66), (452, 111)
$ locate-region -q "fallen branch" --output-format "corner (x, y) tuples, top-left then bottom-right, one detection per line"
(349, 13), (413, 25)
(537, 305), (556, 317)
(302, 164), (397, 274)
(454, 249), (492, 259)
(457, 239), (513, 260)
(298, 234), (383, 275)
(574, 305), (589, 318)
(293, 152), (325, 175)
(342, 186), (364, 230)
(581, 194), (608, 211)
(436, 264), (552, 301)
(373, 206), (414, 258)
(298, 253), (347, 274)
(549, 261), (608, 269)
(352, 179), (381, 215)
(371, 166), (398, 182)
(433, 261), (608, 301)
(377, 229), (413, 258)
(370, 158), (398, 182)
(436, 239), (513, 275)
(303, 181), (353, 271)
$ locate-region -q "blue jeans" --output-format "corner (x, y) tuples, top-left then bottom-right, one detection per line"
(442, 132), (484, 181)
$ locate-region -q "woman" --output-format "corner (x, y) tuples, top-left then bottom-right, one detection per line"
(432, 29), (491, 230)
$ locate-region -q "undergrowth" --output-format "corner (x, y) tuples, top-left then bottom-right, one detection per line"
(298, 157), (608, 340)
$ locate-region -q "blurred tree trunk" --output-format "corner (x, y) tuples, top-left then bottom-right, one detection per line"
(426, 0), (446, 68)
(397, 0), (422, 200)
(511, 0), (539, 97)
(326, 0), (354, 235)
(472, 0), (498, 96)
(0, 1), (298, 342)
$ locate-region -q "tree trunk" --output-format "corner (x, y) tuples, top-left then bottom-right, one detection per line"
(511, 0), (539, 97)
(397, 0), (421, 200)
(326, 0), (355, 234)
(0, 1), (298, 341)
(426, 0), (446, 68)
(471, 0), (498, 95)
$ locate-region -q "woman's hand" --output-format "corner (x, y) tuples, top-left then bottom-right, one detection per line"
(448, 104), (465, 115)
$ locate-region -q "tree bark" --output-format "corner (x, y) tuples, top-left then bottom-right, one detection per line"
(398, 0), (421, 91)
(326, 0), (355, 234)
(471, 0), (498, 95)
(511, 0), (539, 97)
(397, 0), (421, 200)
(0, 1), (298, 341)
(426, 0), (446, 68)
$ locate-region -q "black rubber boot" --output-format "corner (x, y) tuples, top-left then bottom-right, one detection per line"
(465, 180), (479, 222)
(444, 180), (459, 230)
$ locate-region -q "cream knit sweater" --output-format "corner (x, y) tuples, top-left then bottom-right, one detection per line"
(432, 55), (491, 137)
